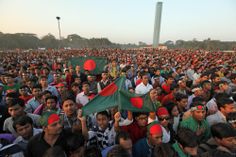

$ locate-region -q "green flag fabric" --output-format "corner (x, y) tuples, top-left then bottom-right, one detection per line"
(119, 89), (156, 112)
(69, 56), (107, 74)
(82, 76), (126, 116)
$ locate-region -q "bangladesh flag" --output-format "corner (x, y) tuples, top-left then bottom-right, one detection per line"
(119, 90), (156, 112)
(69, 56), (107, 74)
(82, 76), (126, 116)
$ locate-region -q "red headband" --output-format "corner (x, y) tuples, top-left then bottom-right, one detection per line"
(157, 107), (169, 117)
(48, 114), (60, 125)
(149, 124), (162, 135)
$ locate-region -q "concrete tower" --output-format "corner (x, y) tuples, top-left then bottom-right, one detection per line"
(153, 2), (163, 48)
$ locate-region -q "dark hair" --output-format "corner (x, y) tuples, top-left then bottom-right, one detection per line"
(212, 150), (234, 157)
(67, 133), (85, 152)
(19, 85), (29, 89)
(13, 115), (33, 130)
(32, 84), (42, 90)
(62, 97), (75, 106)
(164, 102), (177, 116)
(7, 98), (24, 108)
(6, 92), (19, 99)
(42, 146), (66, 157)
(227, 112), (236, 123)
(211, 123), (236, 139)
(96, 111), (110, 119)
(216, 98), (234, 110)
(115, 131), (131, 144)
(107, 145), (131, 157)
(201, 80), (211, 87)
(45, 95), (58, 103)
(133, 112), (148, 120)
(175, 93), (188, 102)
(84, 146), (102, 157)
(71, 82), (80, 87)
(41, 90), (52, 96)
(152, 143), (177, 157)
(176, 128), (198, 148)
(40, 75), (47, 80)
(192, 96), (205, 104)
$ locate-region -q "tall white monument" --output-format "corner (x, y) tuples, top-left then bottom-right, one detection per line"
(153, 2), (163, 48)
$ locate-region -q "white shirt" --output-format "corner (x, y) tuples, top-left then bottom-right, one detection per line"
(76, 92), (89, 106)
(206, 111), (226, 126)
(135, 82), (153, 94)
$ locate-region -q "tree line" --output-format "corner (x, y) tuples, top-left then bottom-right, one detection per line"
(0, 32), (235, 50)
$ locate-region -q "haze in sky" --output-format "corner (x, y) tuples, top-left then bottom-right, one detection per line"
(0, 0), (236, 44)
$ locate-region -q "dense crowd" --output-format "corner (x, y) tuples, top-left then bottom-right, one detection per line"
(0, 48), (236, 157)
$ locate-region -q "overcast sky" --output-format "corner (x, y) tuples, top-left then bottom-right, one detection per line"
(0, 0), (236, 44)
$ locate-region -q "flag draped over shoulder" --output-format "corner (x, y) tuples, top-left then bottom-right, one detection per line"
(82, 76), (126, 116)
(82, 76), (156, 116)
(69, 56), (107, 74)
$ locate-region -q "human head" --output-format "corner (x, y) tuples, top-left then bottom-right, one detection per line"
(82, 82), (90, 94)
(7, 98), (25, 118)
(19, 85), (29, 97)
(190, 102), (206, 122)
(149, 89), (158, 102)
(176, 128), (198, 156)
(133, 112), (148, 127)
(211, 123), (236, 151)
(152, 143), (177, 157)
(40, 111), (62, 136)
(56, 83), (66, 94)
(13, 115), (33, 140)
(201, 80), (212, 91)
(217, 97), (235, 117)
(96, 111), (110, 131)
(175, 93), (188, 111)
(62, 98), (77, 117)
(32, 84), (42, 98)
(165, 102), (179, 117)
(42, 146), (67, 157)
(67, 133), (85, 157)
(115, 131), (132, 155)
(39, 76), (48, 87)
(156, 107), (170, 127)
(140, 72), (149, 85)
(107, 145), (131, 157)
(147, 121), (163, 146)
(84, 146), (102, 157)
(45, 95), (58, 110)
(227, 112), (236, 129)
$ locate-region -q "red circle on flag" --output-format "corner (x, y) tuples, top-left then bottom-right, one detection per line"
(83, 59), (96, 71)
(99, 83), (118, 96)
(130, 97), (143, 109)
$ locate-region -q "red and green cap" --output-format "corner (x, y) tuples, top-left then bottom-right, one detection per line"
(147, 121), (162, 135)
(39, 111), (60, 126)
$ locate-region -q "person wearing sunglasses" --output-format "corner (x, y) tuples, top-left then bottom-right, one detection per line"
(180, 102), (211, 144)
(157, 106), (176, 144)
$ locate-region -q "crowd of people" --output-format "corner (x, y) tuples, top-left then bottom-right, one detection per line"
(0, 48), (236, 157)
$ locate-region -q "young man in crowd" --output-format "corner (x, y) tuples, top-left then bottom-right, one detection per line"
(3, 98), (40, 137)
(133, 121), (163, 157)
(13, 115), (42, 155)
(180, 102), (211, 143)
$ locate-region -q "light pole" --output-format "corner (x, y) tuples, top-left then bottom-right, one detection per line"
(56, 16), (61, 41)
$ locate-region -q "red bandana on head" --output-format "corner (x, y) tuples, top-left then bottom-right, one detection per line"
(157, 107), (169, 117)
(47, 114), (60, 125)
(149, 124), (162, 135)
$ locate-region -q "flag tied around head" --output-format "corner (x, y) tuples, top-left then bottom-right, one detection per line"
(69, 56), (107, 75)
(82, 76), (156, 116)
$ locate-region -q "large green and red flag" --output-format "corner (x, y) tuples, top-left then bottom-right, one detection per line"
(69, 56), (107, 75)
(82, 76), (126, 116)
(118, 90), (156, 112)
